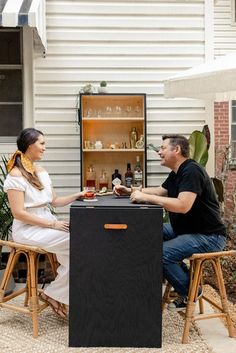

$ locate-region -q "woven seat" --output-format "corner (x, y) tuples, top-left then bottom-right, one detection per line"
(162, 250), (236, 343)
(0, 240), (58, 338)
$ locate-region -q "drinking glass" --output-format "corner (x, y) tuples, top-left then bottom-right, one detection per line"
(125, 105), (132, 117)
(134, 105), (142, 117)
(83, 186), (96, 200)
(105, 106), (112, 117)
(114, 105), (122, 117)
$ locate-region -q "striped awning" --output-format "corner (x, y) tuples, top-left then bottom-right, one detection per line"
(0, 0), (46, 52)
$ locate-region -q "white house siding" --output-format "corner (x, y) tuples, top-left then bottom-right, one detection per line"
(1, 0), (209, 217)
(214, 0), (236, 55)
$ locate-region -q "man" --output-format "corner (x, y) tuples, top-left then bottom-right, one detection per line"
(114, 134), (226, 311)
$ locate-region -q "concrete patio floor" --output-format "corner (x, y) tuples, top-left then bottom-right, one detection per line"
(196, 300), (236, 353)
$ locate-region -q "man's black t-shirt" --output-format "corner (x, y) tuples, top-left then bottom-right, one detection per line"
(162, 159), (226, 236)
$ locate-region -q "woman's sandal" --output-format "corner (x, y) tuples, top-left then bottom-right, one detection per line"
(39, 293), (67, 318)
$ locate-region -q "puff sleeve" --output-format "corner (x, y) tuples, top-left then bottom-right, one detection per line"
(4, 175), (27, 192)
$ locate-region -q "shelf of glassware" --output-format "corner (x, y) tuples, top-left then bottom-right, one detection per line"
(80, 94), (145, 120)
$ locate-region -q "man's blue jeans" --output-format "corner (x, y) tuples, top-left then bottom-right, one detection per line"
(163, 223), (226, 297)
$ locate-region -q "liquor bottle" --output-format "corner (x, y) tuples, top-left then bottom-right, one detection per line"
(86, 165), (96, 188)
(112, 169), (122, 188)
(125, 163), (133, 187)
(133, 156), (143, 187)
(99, 169), (108, 190)
(129, 127), (138, 149)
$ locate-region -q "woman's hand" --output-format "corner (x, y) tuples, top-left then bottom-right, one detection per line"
(113, 185), (131, 196)
(75, 191), (87, 200)
(51, 220), (70, 232)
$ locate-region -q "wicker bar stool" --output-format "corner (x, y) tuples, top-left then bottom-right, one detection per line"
(0, 240), (58, 338)
(162, 250), (236, 344)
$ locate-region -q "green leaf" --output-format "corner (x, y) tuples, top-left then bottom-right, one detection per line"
(189, 130), (209, 167)
(211, 177), (224, 202)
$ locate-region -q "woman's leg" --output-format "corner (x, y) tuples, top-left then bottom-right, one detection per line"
(14, 227), (70, 306)
(41, 232), (69, 306)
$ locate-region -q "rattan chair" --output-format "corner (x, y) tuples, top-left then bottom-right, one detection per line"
(162, 250), (236, 343)
(0, 240), (58, 338)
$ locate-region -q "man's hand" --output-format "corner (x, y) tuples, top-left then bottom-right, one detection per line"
(113, 185), (131, 196)
(130, 190), (147, 203)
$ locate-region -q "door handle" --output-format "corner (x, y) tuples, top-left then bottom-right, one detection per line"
(104, 224), (128, 230)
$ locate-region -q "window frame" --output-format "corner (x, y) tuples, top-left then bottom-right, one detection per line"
(0, 28), (23, 142)
(0, 27), (34, 144)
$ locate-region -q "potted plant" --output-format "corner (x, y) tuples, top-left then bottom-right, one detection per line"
(98, 80), (108, 94)
(0, 155), (15, 293)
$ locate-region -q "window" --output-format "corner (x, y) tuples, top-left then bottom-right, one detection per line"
(0, 29), (23, 142)
(231, 101), (236, 161)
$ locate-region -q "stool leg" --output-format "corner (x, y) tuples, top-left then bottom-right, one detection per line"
(162, 282), (172, 311)
(28, 252), (39, 338)
(182, 259), (202, 344)
(198, 296), (204, 314)
(0, 249), (18, 301)
(198, 276), (204, 314)
(47, 253), (58, 278)
(214, 258), (236, 338)
(24, 253), (31, 307)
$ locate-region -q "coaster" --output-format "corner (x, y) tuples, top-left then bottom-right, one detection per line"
(83, 198), (98, 202)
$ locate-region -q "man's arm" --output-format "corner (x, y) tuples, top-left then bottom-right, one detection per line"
(130, 191), (197, 214)
(141, 186), (168, 196)
(113, 185), (167, 197)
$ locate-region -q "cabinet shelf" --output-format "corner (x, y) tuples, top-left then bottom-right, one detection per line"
(82, 117), (144, 121)
(83, 148), (145, 152)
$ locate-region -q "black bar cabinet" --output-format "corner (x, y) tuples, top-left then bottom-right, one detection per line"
(69, 195), (163, 348)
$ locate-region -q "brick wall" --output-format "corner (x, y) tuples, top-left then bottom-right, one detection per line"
(214, 102), (236, 225)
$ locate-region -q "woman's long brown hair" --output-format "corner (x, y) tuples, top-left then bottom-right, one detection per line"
(15, 128), (44, 190)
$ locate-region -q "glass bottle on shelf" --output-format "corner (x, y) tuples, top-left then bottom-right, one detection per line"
(112, 169), (122, 188)
(129, 127), (138, 149)
(133, 156), (143, 187)
(136, 134), (144, 149)
(86, 165), (96, 188)
(99, 170), (108, 190)
(125, 163), (133, 188)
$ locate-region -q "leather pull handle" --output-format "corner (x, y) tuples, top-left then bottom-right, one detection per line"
(104, 224), (128, 230)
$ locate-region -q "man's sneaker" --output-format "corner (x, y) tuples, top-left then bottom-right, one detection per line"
(169, 289), (178, 298)
(168, 296), (188, 312)
(168, 287), (203, 312)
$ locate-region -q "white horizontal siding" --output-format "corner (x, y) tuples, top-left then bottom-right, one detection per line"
(47, 30), (205, 42)
(31, 0), (208, 218)
(46, 2), (204, 16)
(214, 0), (236, 55)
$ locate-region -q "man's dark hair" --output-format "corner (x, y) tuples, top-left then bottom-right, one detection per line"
(162, 134), (189, 158)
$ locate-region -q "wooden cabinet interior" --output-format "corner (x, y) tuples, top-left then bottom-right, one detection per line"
(80, 94), (146, 190)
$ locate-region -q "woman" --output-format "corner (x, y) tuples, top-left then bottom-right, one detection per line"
(4, 128), (85, 318)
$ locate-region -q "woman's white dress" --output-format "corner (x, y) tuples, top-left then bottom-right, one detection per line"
(4, 171), (69, 305)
